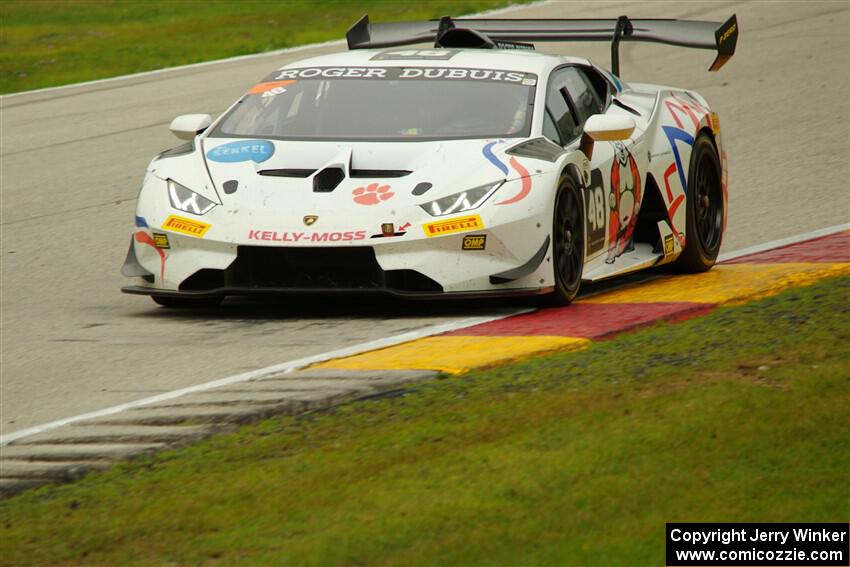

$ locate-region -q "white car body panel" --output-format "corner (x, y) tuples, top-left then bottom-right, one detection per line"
(123, 44), (728, 300)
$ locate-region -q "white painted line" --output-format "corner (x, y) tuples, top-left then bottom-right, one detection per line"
(0, 1), (551, 99)
(0, 309), (529, 446)
(718, 223), (849, 262)
(3, 222), (846, 446)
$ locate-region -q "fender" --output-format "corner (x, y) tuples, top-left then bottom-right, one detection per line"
(645, 89), (719, 247)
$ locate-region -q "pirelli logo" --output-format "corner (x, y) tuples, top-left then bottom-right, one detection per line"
(162, 215), (211, 238)
(422, 214), (484, 238)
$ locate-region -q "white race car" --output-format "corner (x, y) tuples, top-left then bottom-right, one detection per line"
(122, 14), (738, 307)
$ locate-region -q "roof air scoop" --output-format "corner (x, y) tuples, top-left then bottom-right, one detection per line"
(435, 15), (495, 49)
(435, 27), (496, 49)
(311, 147), (351, 193)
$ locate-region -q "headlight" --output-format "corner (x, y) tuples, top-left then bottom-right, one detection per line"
(167, 179), (217, 215)
(420, 181), (503, 217)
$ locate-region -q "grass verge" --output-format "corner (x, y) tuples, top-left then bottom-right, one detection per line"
(0, 0), (530, 94)
(1, 276), (848, 566)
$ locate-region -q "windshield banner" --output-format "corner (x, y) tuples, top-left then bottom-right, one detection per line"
(262, 67), (537, 85)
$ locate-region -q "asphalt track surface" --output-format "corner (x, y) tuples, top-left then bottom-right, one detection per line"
(1, 1), (848, 436)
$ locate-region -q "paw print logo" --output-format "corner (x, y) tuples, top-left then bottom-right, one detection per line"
(353, 183), (394, 205)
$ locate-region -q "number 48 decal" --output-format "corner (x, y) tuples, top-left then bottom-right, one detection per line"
(586, 184), (605, 231)
(584, 169), (606, 255)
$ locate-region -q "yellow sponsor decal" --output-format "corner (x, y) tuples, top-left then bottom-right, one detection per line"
(162, 215), (210, 238)
(462, 234), (487, 250)
(153, 232), (170, 249)
(710, 111), (721, 136)
(664, 234), (675, 256)
(422, 214), (484, 238)
(719, 22), (737, 44)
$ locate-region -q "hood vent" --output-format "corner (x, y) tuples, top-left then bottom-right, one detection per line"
(258, 168), (315, 178)
(313, 166), (346, 193)
(259, 168), (411, 179)
(351, 169), (411, 178)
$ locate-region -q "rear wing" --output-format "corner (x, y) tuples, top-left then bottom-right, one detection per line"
(346, 14), (738, 76)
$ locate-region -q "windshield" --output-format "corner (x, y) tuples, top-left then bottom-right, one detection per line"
(211, 66), (537, 142)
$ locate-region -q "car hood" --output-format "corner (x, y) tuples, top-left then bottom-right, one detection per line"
(199, 138), (527, 211)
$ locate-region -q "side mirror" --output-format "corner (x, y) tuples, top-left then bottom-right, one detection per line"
(580, 114), (635, 160)
(169, 114), (212, 141)
(584, 114), (635, 142)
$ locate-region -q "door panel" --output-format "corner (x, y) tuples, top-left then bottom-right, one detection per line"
(543, 65), (649, 267)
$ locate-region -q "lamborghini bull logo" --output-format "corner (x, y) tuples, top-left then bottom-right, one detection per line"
(606, 142), (642, 263)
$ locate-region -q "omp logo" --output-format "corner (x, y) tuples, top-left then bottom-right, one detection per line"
(422, 215), (484, 237)
(719, 22), (737, 44)
(162, 215), (211, 238)
(462, 235), (487, 250)
(152, 233), (170, 249)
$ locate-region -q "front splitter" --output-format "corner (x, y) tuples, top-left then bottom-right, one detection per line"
(121, 284), (554, 301)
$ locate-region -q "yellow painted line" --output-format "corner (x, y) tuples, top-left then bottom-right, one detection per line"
(579, 262), (850, 305)
(312, 262), (847, 375)
(313, 336), (590, 374)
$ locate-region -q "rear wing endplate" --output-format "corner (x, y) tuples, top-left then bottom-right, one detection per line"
(346, 14), (738, 76)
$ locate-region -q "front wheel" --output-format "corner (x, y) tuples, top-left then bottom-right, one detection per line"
(152, 295), (224, 308)
(543, 176), (585, 306)
(675, 132), (724, 272)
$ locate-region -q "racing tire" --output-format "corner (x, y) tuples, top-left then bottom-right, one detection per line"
(152, 295), (224, 308)
(543, 175), (585, 306)
(675, 132), (724, 272)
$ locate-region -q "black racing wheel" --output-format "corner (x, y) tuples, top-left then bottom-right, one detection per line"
(545, 174), (585, 306)
(676, 132), (724, 272)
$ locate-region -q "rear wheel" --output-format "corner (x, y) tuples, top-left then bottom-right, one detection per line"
(675, 132), (724, 272)
(544, 175), (585, 306)
(152, 295), (223, 308)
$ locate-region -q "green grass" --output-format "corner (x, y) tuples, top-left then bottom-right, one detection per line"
(1, 276), (848, 566)
(0, 0), (530, 94)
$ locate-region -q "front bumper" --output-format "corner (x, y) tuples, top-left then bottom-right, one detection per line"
(122, 238), (554, 299)
(126, 169), (560, 298)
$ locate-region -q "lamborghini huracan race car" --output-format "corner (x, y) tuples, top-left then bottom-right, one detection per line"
(122, 14), (738, 307)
